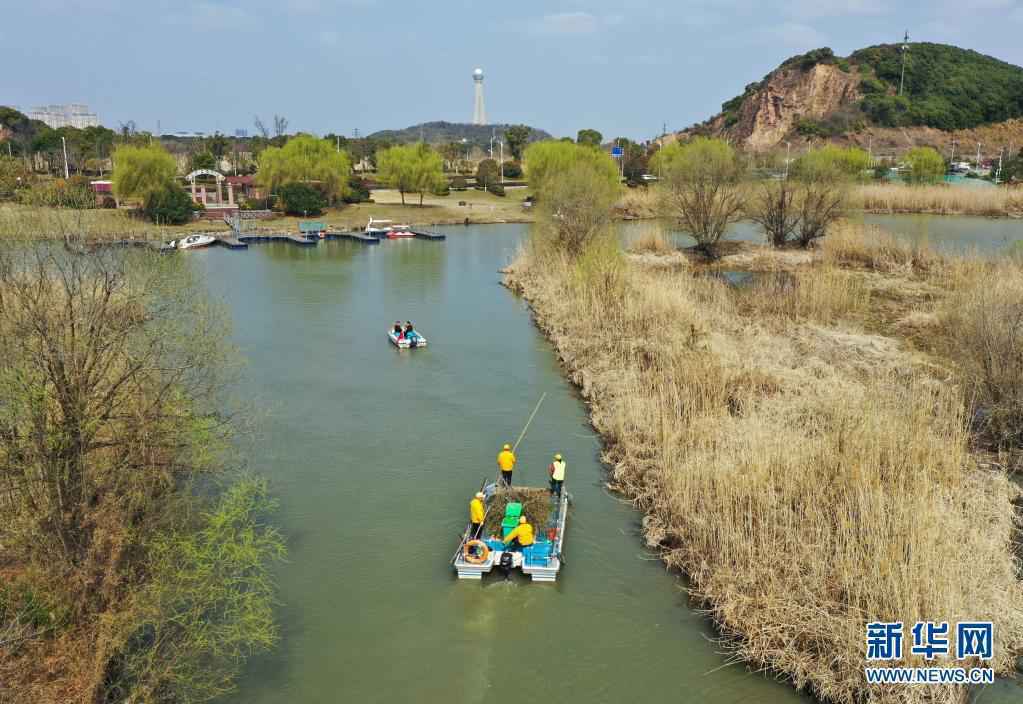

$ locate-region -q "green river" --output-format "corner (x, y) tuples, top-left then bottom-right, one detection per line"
(193, 220), (1019, 704)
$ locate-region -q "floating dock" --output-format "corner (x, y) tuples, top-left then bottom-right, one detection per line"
(411, 229), (446, 241)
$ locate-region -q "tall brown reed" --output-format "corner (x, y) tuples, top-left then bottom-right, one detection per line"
(507, 227), (1023, 704)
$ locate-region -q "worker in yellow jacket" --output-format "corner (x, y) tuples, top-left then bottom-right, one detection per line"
(548, 452), (566, 497)
(503, 515), (534, 549)
(497, 443), (516, 485)
(469, 492), (485, 538)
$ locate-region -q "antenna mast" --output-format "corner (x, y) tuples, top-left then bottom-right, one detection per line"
(899, 31), (910, 96)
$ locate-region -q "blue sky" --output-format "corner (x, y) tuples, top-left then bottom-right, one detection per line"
(3, 0), (1023, 141)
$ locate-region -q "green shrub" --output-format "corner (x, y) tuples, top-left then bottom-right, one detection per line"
(502, 161), (523, 179)
(278, 182), (326, 216)
(143, 185), (194, 224)
(18, 176), (96, 209)
(859, 77), (887, 95)
(476, 159), (500, 189)
(431, 181), (450, 196)
(451, 175), (467, 190)
(343, 176), (370, 204)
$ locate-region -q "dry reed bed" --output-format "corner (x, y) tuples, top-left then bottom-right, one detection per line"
(852, 184), (1023, 218)
(507, 228), (1023, 704)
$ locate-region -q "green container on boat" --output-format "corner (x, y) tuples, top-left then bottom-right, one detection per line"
(504, 502), (523, 519)
(501, 515), (519, 539)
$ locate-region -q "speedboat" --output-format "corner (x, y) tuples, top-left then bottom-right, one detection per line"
(169, 234), (216, 250)
(386, 225), (415, 239)
(388, 328), (427, 348)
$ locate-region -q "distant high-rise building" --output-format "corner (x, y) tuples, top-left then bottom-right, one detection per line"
(472, 68), (486, 125)
(235, 128), (249, 138)
(28, 103), (99, 129)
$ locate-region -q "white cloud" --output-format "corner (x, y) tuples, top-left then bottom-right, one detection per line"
(533, 11), (601, 35)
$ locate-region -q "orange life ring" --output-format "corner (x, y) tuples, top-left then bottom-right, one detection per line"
(463, 539), (490, 564)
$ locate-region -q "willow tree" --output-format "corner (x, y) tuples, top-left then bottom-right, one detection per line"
(905, 146), (946, 184)
(524, 140), (619, 195)
(523, 141), (620, 257)
(376, 143), (445, 206)
(652, 137), (744, 256)
(256, 133), (352, 203)
(111, 143), (179, 202)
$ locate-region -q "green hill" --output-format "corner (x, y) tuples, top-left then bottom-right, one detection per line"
(851, 43), (1023, 129)
(367, 121), (551, 149)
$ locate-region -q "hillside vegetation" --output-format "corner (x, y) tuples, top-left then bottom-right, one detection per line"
(853, 43), (1023, 129)
(368, 121), (550, 147)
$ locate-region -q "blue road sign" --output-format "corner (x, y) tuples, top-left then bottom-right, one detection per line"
(611, 146), (624, 157)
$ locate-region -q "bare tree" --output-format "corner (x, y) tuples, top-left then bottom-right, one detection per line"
(795, 181), (845, 247)
(0, 247), (231, 572)
(657, 138), (745, 257)
(253, 115), (269, 139)
(273, 115), (289, 139)
(748, 180), (801, 247)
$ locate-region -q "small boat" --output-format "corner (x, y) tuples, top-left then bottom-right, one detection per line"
(452, 480), (568, 582)
(388, 328), (428, 348)
(365, 218), (393, 236)
(386, 227), (415, 239)
(169, 234), (216, 250)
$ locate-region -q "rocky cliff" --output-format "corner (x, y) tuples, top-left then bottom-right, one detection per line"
(676, 44), (1023, 152)
(714, 63), (861, 150)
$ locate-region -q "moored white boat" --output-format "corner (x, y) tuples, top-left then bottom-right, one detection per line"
(169, 234), (216, 250)
(365, 218), (393, 235)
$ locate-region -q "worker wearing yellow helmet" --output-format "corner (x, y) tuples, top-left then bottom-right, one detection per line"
(497, 443), (516, 486)
(503, 514), (535, 550)
(548, 452), (566, 497)
(469, 492), (485, 538)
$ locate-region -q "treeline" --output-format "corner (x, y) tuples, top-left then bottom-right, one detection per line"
(0, 245), (285, 702)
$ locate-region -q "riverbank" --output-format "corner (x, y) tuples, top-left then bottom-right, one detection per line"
(0, 188), (535, 242)
(615, 183), (1023, 220)
(506, 222), (1023, 703)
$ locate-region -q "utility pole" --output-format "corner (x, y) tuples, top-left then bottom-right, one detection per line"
(784, 141), (791, 180)
(336, 135), (340, 153)
(499, 140), (504, 183)
(997, 147), (1005, 183)
(61, 136), (70, 178)
(950, 138), (956, 165)
(976, 142), (982, 170)
(490, 129), (495, 159)
(899, 31), (910, 96)
(868, 135), (873, 165)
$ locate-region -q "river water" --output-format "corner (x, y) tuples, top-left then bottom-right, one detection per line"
(622, 214), (1023, 257)
(195, 220), (1019, 704)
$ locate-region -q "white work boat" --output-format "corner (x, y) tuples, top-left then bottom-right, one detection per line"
(365, 218), (393, 235)
(169, 234), (215, 250)
(452, 481), (568, 582)
(388, 328), (427, 348)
